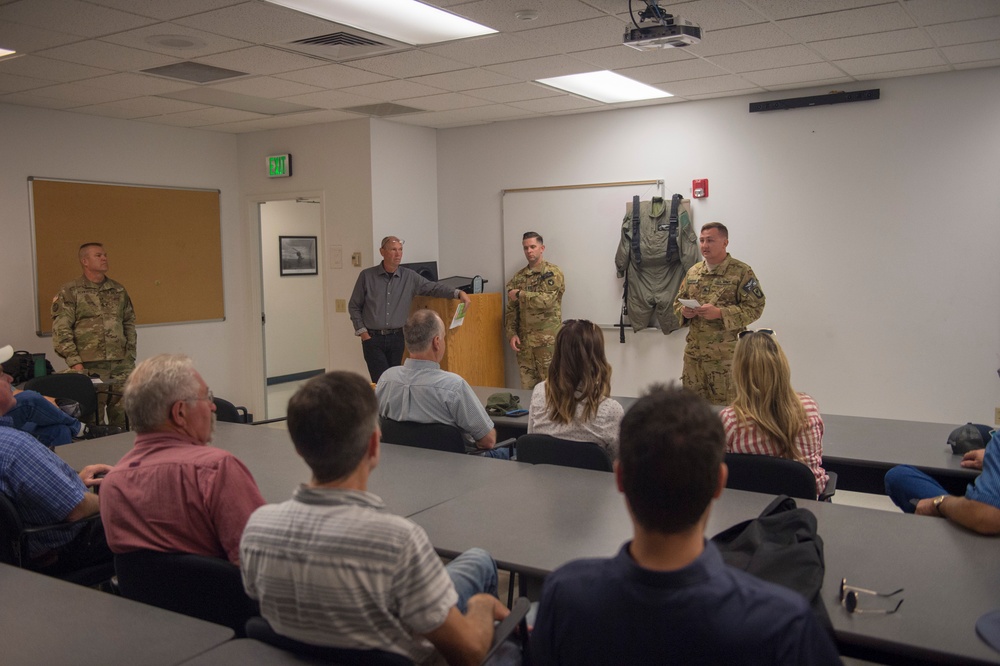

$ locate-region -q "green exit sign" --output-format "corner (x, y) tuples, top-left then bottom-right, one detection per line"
(267, 154), (292, 178)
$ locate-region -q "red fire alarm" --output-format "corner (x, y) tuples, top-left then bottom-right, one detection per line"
(692, 179), (709, 198)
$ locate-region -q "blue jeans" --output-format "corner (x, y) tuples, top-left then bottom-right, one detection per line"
(481, 448), (512, 460)
(884, 465), (952, 513)
(445, 547), (498, 613)
(8, 391), (81, 447)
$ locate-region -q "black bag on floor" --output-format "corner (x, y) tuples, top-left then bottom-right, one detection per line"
(2, 350), (55, 384)
(711, 495), (831, 630)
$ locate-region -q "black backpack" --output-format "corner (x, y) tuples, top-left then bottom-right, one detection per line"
(1, 350), (56, 385)
(712, 495), (831, 630)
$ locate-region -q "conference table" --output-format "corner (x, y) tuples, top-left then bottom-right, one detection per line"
(474, 386), (976, 494)
(1, 563), (234, 666)
(409, 463), (1000, 665)
(58, 422), (530, 516)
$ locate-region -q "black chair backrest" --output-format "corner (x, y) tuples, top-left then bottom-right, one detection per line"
(246, 616), (414, 666)
(213, 397), (250, 424)
(0, 492), (25, 566)
(724, 453), (817, 500)
(379, 417), (467, 454)
(516, 434), (614, 472)
(115, 549), (259, 635)
(24, 373), (98, 423)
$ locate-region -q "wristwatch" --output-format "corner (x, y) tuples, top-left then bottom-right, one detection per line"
(933, 495), (947, 516)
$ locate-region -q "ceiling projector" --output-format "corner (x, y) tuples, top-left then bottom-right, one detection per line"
(622, 14), (701, 51)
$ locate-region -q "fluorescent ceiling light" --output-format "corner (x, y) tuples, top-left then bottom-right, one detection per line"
(263, 0), (496, 45)
(0, 48), (16, 58)
(536, 71), (673, 104)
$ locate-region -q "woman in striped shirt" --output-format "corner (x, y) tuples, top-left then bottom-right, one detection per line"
(719, 329), (829, 496)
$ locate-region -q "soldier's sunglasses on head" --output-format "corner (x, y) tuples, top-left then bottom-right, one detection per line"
(738, 328), (775, 339)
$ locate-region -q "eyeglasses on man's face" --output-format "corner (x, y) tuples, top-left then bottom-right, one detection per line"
(186, 389), (214, 404)
(840, 578), (904, 614)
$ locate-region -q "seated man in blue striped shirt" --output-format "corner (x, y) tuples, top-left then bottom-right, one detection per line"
(885, 428), (1000, 534)
(375, 309), (509, 459)
(240, 370), (509, 666)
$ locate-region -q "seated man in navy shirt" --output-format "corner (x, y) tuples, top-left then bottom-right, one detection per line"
(884, 429), (1000, 535)
(530, 384), (840, 666)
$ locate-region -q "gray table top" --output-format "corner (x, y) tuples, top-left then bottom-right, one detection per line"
(411, 463), (1000, 665)
(0, 563), (234, 666)
(58, 422), (530, 517)
(177, 639), (328, 665)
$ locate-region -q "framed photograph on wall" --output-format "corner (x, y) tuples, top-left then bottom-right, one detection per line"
(279, 236), (318, 276)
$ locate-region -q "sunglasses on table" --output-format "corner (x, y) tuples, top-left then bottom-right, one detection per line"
(840, 578), (904, 614)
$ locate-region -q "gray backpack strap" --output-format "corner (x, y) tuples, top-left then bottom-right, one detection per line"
(630, 195), (641, 266)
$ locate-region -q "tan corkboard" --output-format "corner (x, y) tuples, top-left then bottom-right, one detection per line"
(30, 178), (224, 334)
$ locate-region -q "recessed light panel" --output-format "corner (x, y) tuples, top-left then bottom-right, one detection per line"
(263, 0), (496, 45)
(536, 71), (673, 104)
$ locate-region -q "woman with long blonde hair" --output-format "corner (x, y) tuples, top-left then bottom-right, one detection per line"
(720, 330), (829, 495)
(527, 319), (624, 456)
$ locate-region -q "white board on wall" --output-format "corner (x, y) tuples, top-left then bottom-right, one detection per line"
(501, 181), (668, 327)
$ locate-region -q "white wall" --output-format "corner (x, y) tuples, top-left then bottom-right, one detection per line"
(370, 118), (440, 263)
(0, 103), (254, 404)
(436, 68), (1000, 424)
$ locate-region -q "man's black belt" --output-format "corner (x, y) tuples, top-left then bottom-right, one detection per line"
(371, 328), (402, 335)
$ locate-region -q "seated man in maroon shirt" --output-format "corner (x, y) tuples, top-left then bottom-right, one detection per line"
(100, 354), (265, 565)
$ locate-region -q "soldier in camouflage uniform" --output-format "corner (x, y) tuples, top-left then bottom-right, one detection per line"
(51, 243), (136, 427)
(674, 223), (764, 406)
(505, 232), (565, 389)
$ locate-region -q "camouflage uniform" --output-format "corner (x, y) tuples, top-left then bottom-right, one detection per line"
(51, 275), (136, 427)
(505, 261), (564, 389)
(673, 254), (764, 405)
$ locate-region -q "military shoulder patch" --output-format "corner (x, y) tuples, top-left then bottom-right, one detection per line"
(742, 277), (764, 299)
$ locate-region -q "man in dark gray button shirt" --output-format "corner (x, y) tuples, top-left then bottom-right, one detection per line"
(349, 236), (471, 382)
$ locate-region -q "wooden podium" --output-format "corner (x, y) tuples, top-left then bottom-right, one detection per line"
(409, 293), (504, 386)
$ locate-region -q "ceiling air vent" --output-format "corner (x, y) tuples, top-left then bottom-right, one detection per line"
(273, 25), (409, 62)
(343, 103), (423, 117)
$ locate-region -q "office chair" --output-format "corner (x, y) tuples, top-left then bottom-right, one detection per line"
(115, 549), (259, 636)
(724, 453), (837, 502)
(246, 596), (531, 666)
(379, 417), (515, 456)
(0, 493), (114, 587)
(213, 397), (252, 424)
(515, 434), (613, 472)
(24, 373), (99, 425)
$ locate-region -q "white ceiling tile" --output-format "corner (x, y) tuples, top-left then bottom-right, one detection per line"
(942, 40), (1000, 63)
(686, 87), (775, 100)
(196, 46), (326, 76)
(926, 16), (1000, 47)
(464, 82), (562, 103)
(0, 89), (82, 108)
(684, 23), (798, 57)
(509, 94), (602, 112)
(745, 0), (888, 21)
(0, 54), (112, 81)
(209, 75), (322, 98)
(903, 0), (1000, 26)
(280, 89), (382, 110)
(708, 45), (823, 72)
(200, 108), (359, 132)
(852, 64), (952, 80)
(341, 79), (447, 101)
(809, 28), (933, 59)
(395, 92), (491, 111)
(953, 58), (1000, 69)
(72, 95), (207, 118)
(0, 0), (156, 37)
(742, 62), (848, 86)
(100, 22), (251, 58)
(655, 0), (770, 30)
(86, 0), (246, 21)
(38, 40), (179, 71)
(424, 33), (558, 67)
(658, 74), (760, 96)
(776, 4), (916, 42)
(23, 80), (139, 104)
(84, 72), (195, 94)
(274, 63), (391, 88)
(570, 45), (695, 71)
(346, 50), (468, 78)
(446, 0), (605, 33)
(0, 70), (58, 92)
(619, 58), (731, 84)
(835, 48), (946, 75)
(172, 2), (344, 44)
(408, 68), (520, 92)
(485, 54), (597, 79)
(0, 19), (81, 52)
(518, 16), (629, 53)
(760, 77), (854, 91)
(158, 105), (268, 125)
